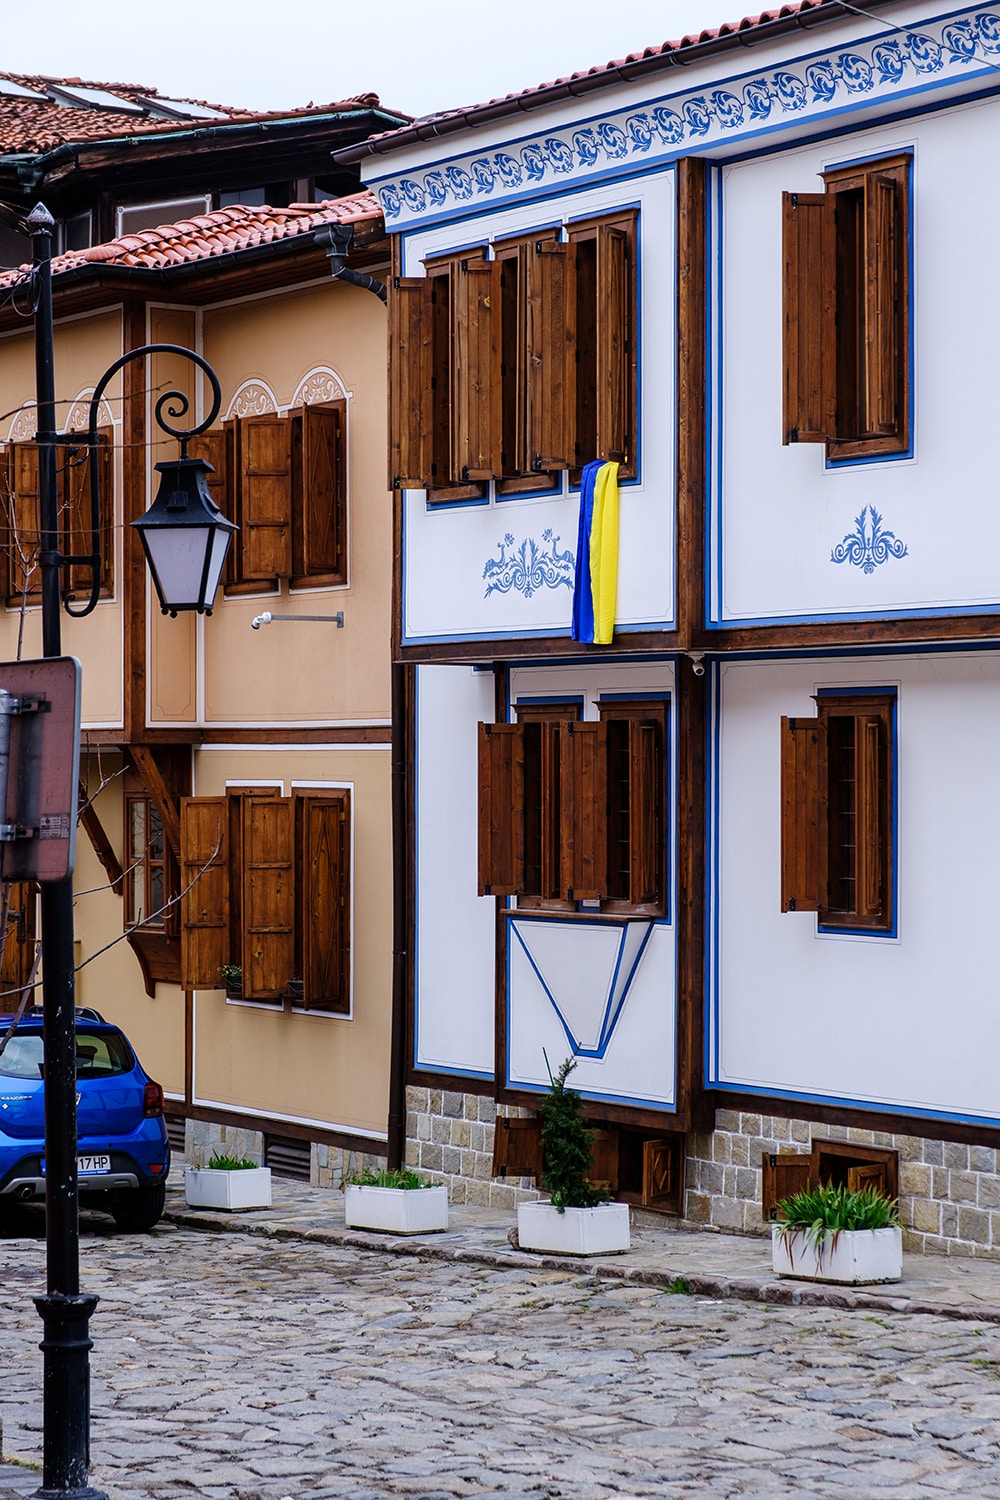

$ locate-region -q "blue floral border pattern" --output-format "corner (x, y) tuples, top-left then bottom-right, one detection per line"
(483, 530), (575, 599)
(377, 6), (1000, 225)
(831, 505), (908, 574)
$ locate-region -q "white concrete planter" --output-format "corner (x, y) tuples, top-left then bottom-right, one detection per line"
(344, 1183), (449, 1234)
(185, 1166), (272, 1211)
(518, 1200), (631, 1255)
(771, 1224), (902, 1284)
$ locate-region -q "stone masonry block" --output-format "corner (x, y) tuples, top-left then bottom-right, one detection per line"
(950, 1172), (977, 1205)
(404, 1139), (419, 1168)
(899, 1163), (931, 1197)
(713, 1134), (732, 1164)
(770, 1118), (791, 1143)
(847, 1128), (875, 1145)
(443, 1091), (464, 1118)
(451, 1120), (472, 1149)
(465, 1177), (490, 1206)
(441, 1146), (462, 1175)
(429, 1090), (443, 1115)
(431, 1116), (451, 1145)
(478, 1097), (497, 1124)
(979, 1177), (1000, 1211)
(932, 1168), (949, 1199)
(897, 1135), (922, 1161)
(958, 1207), (990, 1245)
(922, 1139), (944, 1165)
(417, 1114), (432, 1142)
(941, 1205), (958, 1238)
(740, 1114), (762, 1137)
(972, 1146), (998, 1173)
(420, 1143), (443, 1171)
(735, 1167), (758, 1201)
(730, 1136), (750, 1166)
(722, 1166), (737, 1197)
(700, 1161), (725, 1195)
(711, 1196), (744, 1232)
(743, 1199), (764, 1233)
(910, 1198), (941, 1234)
(715, 1110), (740, 1132)
(944, 1142), (970, 1171)
(469, 1122), (486, 1153)
(790, 1119), (810, 1144)
(685, 1193), (711, 1224)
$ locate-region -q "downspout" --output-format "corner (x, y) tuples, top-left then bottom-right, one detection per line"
(315, 222), (387, 303)
(386, 661), (408, 1169)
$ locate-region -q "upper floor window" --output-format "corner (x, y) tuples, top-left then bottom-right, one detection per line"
(125, 793), (174, 933)
(782, 155), (910, 461)
(780, 692), (895, 932)
(188, 401), (345, 594)
(389, 211), (637, 501)
(478, 696), (667, 917)
(116, 196), (211, 237)
(1, 428), (114, 604)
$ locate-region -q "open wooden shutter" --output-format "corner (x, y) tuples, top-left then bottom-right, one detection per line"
(864, 172), (902, 438)
(780, 714), (828, 913)
(187, 427), (230, 514)
(847, 1161), (888, 1196)
(237, 415), (292, 581)
(761, 1151), (814, 1221)
(782, 192), (836, 444)
(0, 882), (36, 998)
(180, 797), (230, 989)
(491, 1115), (543, 1179)
(8, 442), (40, 598)
(478, 722), (524, 897)
(388, 275), (434, 488)
(297, 792), (350, 1013)
(527, 239), (575, 471)
(61, 427), (112, 595)
(643, 1137), (682, 1212)
(297, 401), (345, 580)
(627, 719), (661, 906)
(453, 256), (501, 481)
(596, 223), (630, 464)
(856, 712), (885, 920)
(242, 795), (295, 1000)
(562, 720), (607, 901)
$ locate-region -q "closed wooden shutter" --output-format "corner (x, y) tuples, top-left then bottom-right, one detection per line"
(491, 1115), (543, 1179)
(596, 223), (630, 464)
(179, 797), (230, 989)
(527, 240), (575, 471)
(761, 1152), (814, 1221)
(782, 192), (836, 444)
(296, 401), (345, 580)
(0, 882), (35, 998)
(643, 1137), (682, 1211)
(477, 722), (525, 897)
(453, 256), (501, 481)
(562, 720), (607, 901)
(8, 442), (40, 598)
(242, 795), (295, 1000)
(589, 1128), (619, 1193)
(857, 713), (885, 920)
(187, 427), (230, 514)
(62, 427), (112, 595)
(847, 1161), (888, 1196)
(627, 719), (661, 906)
(297, 792), (350, 1012)
(498, 244), (528, 476)
(864, 172), (902, 438)
(780, 714), (828, 913)
(237, 415), (292, 581)
(388, 275), (434, 488)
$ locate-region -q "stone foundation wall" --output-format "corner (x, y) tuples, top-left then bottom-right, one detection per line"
(404, 1086), (541, 1209)
(183, 1119), (385, 1190)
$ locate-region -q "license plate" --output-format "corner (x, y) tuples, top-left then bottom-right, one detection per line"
(77, 1155), (111, 1174)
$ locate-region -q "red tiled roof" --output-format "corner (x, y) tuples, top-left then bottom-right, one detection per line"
(338, 0), (874, 162)
(0, 72), (390, 154)
(0, 192), (382, 287)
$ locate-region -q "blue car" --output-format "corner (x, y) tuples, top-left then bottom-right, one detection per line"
(0, 1007), (170, 1232)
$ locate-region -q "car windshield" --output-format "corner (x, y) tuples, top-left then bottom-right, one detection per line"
(0, 1030), (134, 1080)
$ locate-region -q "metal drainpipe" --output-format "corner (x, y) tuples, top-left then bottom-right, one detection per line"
(314, 223), (387, 303)
(386, 661), (407, 1169)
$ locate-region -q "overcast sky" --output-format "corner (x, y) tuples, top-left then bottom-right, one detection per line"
(3, 0), (742, 121)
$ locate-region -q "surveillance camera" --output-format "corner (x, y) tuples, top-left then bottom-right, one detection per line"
(692, 660), (705, 677)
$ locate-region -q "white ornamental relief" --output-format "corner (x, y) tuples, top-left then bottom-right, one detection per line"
(227, 383), (277, 419)
(293, 371), (346, 407)
(8, 407), (36, 443)
(65, 397), (114, 432)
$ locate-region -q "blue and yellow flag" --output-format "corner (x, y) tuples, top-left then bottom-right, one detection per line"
(571, 460), (620, 644)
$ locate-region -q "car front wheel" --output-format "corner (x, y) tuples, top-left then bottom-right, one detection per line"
(109, 1182), (166, 1233)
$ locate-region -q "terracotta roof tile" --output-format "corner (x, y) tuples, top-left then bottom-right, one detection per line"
(0, 191), (382, 287)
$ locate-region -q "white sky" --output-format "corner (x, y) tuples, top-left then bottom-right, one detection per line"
(2, 0), (744, 121)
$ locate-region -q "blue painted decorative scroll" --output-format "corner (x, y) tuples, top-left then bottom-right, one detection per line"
(483, 530), (575, 599)
(831, 505), (909, 574)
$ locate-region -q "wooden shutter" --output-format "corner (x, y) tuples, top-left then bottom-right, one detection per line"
(478, 722), (525, 897)
(864, 172), (902, 437)
(242, 795), (295, 1000)
(857, 713), (885, 920)
(527, 240), (575, 470)
(562, 720), (607, 901)
(642, 1137), (683, 1212)
(596, 223), (630, 464)
(62, 428), (112, 595)
(187, 427), (230, 514)
(780, 714), (828, 913)
(179, 797), (230, 989)
(388, 275), (434, 488)
(8, 442), (40, 598)
(847, 1161), (888, 1196)
(237, 415), (292, 580)
(627, 720), (661, 906)
(491, 1115), (543, 1179)
(782, 192), (836, 444)
(297, 792), (350, 1013)
(761, 1152), (814, 1221)
(589, 1128), (620, 1193)
(452, 256), (501, 481)
(0, 882), (35, 998)
(296, 401), (345, 580)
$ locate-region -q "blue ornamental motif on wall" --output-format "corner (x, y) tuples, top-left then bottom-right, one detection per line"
(483, 530), (575, 599)
(377, 5), (1000, 225)
(831, 505), (908, 574)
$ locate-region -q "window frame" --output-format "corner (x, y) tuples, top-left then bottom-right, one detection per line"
(1, 427), (114, 604)
(124, 790), (177, 936)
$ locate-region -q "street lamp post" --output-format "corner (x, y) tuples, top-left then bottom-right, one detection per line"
(24, 202), (232, 1499)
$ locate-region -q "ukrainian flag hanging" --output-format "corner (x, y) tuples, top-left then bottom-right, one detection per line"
(571, 459), (620, 644)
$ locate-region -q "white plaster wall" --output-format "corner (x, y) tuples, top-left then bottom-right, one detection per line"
(400, 171), (676, 644)
(717, 94), (1000, 623)
(711, 651), (1000, 1122)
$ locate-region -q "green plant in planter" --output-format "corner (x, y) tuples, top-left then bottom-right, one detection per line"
(538, 1053), (608, 1212)
(775, 1181), (898, 1250)
(343, 1167), (438, 1190)
(218, 965), (242, 991)
(207, 1152), (259, 1171)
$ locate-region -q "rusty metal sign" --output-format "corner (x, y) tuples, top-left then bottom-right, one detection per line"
(0, 657), (81, 883)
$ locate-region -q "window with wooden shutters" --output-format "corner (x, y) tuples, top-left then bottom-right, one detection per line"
(297, 791), (350, 1014)
(126, 794), (174, 933)
(5, 441), (39, 599)
(515, 700), (582, 910)
(570, 213), (637, 479)
(2, 429), (115, 603)
(780, 692), (895, 932)
(782, 154), (910, 459)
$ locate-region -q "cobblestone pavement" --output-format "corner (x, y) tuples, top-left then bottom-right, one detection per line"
(7, 1211), (1000, 1498)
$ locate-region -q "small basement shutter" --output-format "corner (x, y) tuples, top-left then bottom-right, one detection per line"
(179, 797), (230, 989)
(596, 223), (630, 464)
(642, 1137), (682, 1212)
(527, 239), (575, 471)
(242, 795), (295, 1000)
(297, 792), (350, 1012)
(388, 275), (434, 489)
(477, 722), (525, 897)
(589, 1128), (620, 1193)
(847, 1161), (889, 1196)
(782, 192), (836, 444)
(562, 720), (607, 901)
(780, 714), (828, 913)
(453, 256), (501, 481)
(297, 401), (345, 580)
(761, 1152), (814, 1221)
(8, 442), (40, 598)
(237, 415), (292, 581)
(491, 1115), (543, 1179)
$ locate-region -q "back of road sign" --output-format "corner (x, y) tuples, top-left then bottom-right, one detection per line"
(0, 657), (81, 883)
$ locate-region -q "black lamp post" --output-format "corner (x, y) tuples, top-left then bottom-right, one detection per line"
(24, 201), (232, 1500)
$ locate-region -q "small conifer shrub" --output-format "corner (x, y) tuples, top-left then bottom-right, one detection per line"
(538, 1054), (609, 1212)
